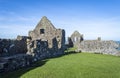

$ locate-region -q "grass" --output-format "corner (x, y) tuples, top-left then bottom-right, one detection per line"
(1, 52), (120, 78)
(64, 47), (77, 52)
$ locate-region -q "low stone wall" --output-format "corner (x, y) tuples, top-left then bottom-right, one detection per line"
(0, 38), (27, 57)
(0, 37), (65, 73)
(77, 40), (120, 56)
(0, 54), (32, 72)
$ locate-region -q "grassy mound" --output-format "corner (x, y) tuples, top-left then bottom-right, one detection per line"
(1, 53), (120, 78)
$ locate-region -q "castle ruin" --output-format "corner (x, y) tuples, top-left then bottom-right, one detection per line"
(69, 31), (120, 56)
(0, 16), (120, 73)
(0, 16), (65, 72)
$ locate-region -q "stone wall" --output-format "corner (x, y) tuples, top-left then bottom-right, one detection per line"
(0, 38), (27, 57)
(77, 40), (120, 56)
(0, 54), (32, 72)
(69, 31), (120, 56)
(27, 39), (64, 61)
(0, 36), (30, 72)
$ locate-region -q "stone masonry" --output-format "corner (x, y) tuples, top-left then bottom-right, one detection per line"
(27, 16), (65, 61)
(0, 37), (30, 72)
(78, 40), (120, 56)
(70, 31), (84, 47)
(69, 31), (120, 56)
(28, 16), (65, 49)
(0, 37), (27, 57)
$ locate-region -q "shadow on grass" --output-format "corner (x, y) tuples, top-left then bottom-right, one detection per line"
(48, 51), (80, 59)
(0, 59), (48, 78)
(0, 51), (79, 78)
(64, 51), (80, 55)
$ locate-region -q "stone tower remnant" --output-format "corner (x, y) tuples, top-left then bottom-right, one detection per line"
(70, 31), (84, 47)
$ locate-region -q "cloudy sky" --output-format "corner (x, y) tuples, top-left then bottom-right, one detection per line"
(0, 0), (120, 40)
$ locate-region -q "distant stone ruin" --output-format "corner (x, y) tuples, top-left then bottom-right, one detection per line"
(70, 31), (84, 47)
(69, 31), (120, 56)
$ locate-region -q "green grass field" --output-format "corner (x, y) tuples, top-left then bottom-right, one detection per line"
(1, 52), (120, 78)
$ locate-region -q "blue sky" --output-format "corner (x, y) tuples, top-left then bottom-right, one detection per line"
(0, 0), (120, 40)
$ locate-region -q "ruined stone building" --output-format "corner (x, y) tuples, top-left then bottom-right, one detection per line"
(28, 16), (65, 49)
(69, 31), (120, 56)
(0, 16), (65, 72)
(27, 16), (65, 60)
(70, 31), (84, 47)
